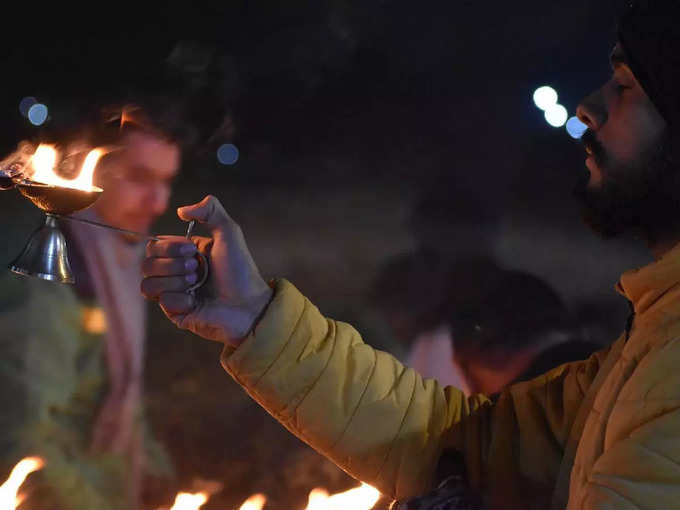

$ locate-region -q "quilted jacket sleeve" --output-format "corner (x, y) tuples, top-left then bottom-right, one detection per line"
(222, 280), (611, 500)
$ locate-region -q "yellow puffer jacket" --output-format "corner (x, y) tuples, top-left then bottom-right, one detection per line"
(222, 245), (680, 509)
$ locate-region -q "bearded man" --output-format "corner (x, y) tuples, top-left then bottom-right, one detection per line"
(141, 1), (680, 508)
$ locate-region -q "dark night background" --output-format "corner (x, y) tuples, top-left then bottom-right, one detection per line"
(0, 2), (652, 508)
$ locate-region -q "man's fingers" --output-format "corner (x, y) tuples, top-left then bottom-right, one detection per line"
(142, 257), (198, 278)
(159, 292), (195, 316)
(146, 237), (197, 258)
(141, 274), (199, 300)
(177, 195), (237, 232)
(191, 235), (214, 253)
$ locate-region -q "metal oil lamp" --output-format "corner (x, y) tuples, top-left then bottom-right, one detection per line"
(7, 179), (103, 283)
(1, 162), (208, 289)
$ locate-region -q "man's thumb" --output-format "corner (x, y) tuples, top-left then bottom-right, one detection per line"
(177, 195), (233, 232)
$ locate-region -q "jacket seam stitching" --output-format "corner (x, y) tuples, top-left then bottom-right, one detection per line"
(329, 345), (378, 450)
(636, 281), (680, 318)
(286, 318), (340, 427)
(373, 367), (418, 488)
(252, 297), (308, 392)
(583, 481), (642, 508)
(626, 438), (680, 468)
(614, 398), (680, 403)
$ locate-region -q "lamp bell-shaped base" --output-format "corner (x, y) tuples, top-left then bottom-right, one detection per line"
(9, 214), (75, 284)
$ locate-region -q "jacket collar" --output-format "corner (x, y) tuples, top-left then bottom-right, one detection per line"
(616, 241), (680, 316)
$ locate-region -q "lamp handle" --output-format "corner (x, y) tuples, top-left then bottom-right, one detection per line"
(184, 220), (210, 294)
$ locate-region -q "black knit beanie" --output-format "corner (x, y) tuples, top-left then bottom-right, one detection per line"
(618, 1), (680, 129)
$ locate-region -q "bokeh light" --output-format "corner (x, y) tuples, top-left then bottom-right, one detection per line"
(566, 116), (588, 139)
(19, 96), (37, 118)
(27, 103), (48, 126)
(544, 104), (568, 128)
(217, 143), (240, 165)
(533, 86), (558, 111)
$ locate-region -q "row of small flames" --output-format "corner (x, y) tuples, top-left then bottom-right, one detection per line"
(1, 457), (381, 510)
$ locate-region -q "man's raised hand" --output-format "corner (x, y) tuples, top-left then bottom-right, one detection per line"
(141, 195), (273, 346)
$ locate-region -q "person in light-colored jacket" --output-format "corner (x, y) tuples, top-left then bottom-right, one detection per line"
(0, 105), (180, 510)
(141, 2), (680, 508)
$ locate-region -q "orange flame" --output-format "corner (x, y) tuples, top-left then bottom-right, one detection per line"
(166, 491), (209, 510)
(304, 483), (380, 510)
(0, 456), (45, 509)
(29, 144), (103, 191)
(238, 493), (267, 510)
(163, 481), (378, 510)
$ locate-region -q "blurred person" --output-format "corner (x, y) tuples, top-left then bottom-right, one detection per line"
(142, 1), (680, 508)
(0, 105), (183, 510)
(407, 323), (469, 392)
(449, 268), (599, 396)
(402, 176), (504, 395)
(368, 251), (466, 389)
(368, 251), (451, 348)
(369, 253), (502, 393)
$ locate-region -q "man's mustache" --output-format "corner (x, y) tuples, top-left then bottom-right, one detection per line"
(581, 129), (606, 165)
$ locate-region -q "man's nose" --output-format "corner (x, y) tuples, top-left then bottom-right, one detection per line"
(577, 87), (607, 131)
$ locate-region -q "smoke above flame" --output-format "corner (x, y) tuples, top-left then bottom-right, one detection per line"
(0, 456), (45, 509)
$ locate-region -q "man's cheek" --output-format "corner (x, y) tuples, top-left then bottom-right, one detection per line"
(603, 125), (639, 164)
(615, 101), (665, 162)
(118, 185), (149, 213)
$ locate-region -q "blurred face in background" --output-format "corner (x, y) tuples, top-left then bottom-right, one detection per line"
(453, 349), (532, 396)
(574, 44), (674, 239)
(93, 130), (180, 235)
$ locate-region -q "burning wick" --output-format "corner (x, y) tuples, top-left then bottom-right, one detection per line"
(0, 456), (45, 509)
(29, 145), (103, 192)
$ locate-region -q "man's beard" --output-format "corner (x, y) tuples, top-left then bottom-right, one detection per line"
(574, 129), (680, 239)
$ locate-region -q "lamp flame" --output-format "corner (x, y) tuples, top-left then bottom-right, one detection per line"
(238, 493), (267, 510)
(167, 491), (209, 510)
(0, 456), (45, 509)
(304, 483), (380, 510)
(164, 480), (379, 510)
(29, 144), (103, 192)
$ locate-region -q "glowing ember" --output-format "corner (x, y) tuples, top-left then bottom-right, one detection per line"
(238, 493), (267, 510)
(167, 491), (209, 510)
(304, 483), (380, 510)
(0, 456), (45, 509)
(29, 144), (103, 191)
